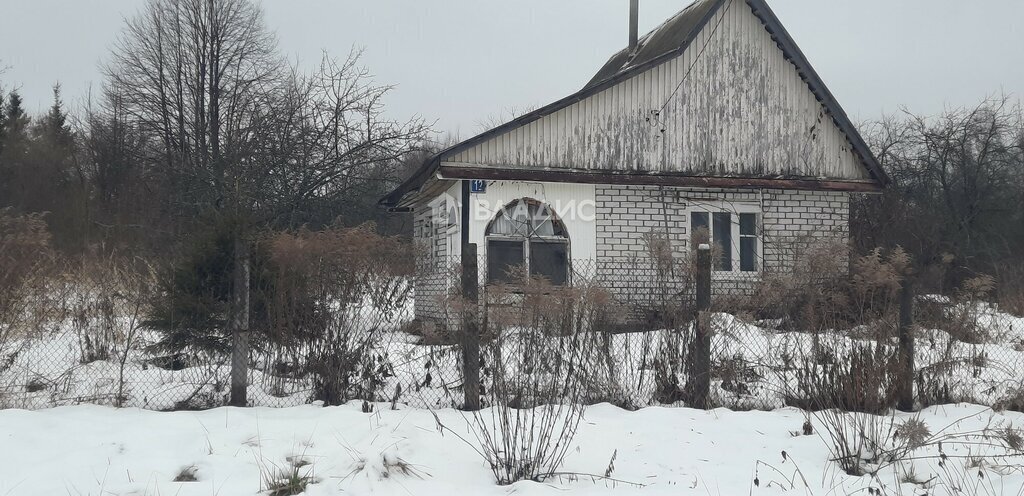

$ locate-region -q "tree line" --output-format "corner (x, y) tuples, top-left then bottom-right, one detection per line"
(1, 0), (1022, 307)
(1, 0), (426, 258)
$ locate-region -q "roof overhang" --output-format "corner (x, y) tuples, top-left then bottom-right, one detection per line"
(437, 164), (883, 194)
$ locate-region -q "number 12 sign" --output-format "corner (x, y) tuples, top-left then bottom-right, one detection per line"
(470, 179), (487, 194)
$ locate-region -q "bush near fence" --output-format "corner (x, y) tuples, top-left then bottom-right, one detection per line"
(1, 232), (1023, 414)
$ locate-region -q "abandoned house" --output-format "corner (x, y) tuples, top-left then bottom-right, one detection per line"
(380, 0), (889, 328)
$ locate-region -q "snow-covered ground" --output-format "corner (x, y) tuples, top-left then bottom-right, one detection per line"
(1, 402), (1022, 495)
(2, 300), (1023, 412)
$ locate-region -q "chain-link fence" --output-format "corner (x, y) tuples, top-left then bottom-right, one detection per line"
(2, 253), (1022, 412)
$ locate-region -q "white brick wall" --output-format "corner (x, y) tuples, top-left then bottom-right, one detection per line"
(594, 185), (849, 298)
(413, 204), (452, 323)
(411, 184), (850, 325)
(595, 185), (848, 267)
(760, 189), (849, 272)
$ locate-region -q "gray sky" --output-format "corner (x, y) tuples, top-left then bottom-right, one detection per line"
(2, 0), (1023, 138)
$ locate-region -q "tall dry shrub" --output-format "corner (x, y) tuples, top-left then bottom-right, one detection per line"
(751, 236), (851, 330)
(452, 274), (616, 484)
(994, 261), (1024, 317)
(58, 255), (140, 363)
(0, 209), (57, 364)
(752, 241), (909, 334)
(262, 223), (412, 405)
(847, 247), (910, 332)
(916, 273), (997, 345)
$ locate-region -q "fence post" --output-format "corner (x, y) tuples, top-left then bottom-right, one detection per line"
(690, 243), (713, 409)
(229, 237), (250, 407)
(897, 277), (915, 411)
(461, 243), (481, 411)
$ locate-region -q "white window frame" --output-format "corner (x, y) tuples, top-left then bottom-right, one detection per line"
(686, 201), (763, 275)
(484, 199), (572, 285)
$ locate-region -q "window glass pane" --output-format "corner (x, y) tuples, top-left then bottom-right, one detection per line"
(488, 200), (568, 238)
(487, 240), (525, 283)
(489, 202), (530, 236)
(526, 203), (550, 236)
(712, 212), (732, 271)
(740, 213), (756, 236)
(529, 241), (569, 285)
(740, 237), (757, 272)
(691, 212), (710, 244)
(531, 215), (555, 236)
(691, 212), (709, 231)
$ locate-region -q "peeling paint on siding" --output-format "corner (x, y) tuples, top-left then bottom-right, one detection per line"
(448, 0), (867, 181)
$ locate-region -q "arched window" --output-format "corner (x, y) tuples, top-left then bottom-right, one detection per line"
(485, 199), (569, 285)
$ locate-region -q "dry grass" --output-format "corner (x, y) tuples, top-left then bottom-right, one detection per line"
(0, 209), (57, 350)
(172, 465), (198, 482)
(257, 454), (318, 496)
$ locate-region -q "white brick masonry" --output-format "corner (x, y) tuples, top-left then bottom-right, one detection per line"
(594, 185), (849, 297)
(595, 185), (848, 265)
(412, 183), (850, 326)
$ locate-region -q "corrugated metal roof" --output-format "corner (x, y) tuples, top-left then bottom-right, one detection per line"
(585, 0), (719, 90)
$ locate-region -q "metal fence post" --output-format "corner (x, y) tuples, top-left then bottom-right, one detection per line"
(897, 277), (915, 411)
(689, 243), (713, 409)
(229, 237), (250, 407)
(461, 243), (481, 411)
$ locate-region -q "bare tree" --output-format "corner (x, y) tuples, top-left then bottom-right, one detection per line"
(249, 50), (428, 228)
(102, 0), (427, 405)
(852, 96), (1024, 291)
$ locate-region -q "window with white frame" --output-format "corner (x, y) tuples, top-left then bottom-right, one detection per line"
(485, 199), (570, 285)
(689, 203), (761, 273)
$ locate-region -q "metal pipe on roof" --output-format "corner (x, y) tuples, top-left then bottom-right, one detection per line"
(629, 0), (639, 53)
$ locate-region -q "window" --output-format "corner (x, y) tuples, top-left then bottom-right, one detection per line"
(689, 205), (760, 273)
(419, 216), (435, 271)
(486, 199), (570, 285)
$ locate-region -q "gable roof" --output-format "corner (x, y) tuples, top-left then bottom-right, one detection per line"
(382, 0), (888, 209)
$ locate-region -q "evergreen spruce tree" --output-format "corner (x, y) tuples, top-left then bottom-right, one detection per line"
(38, 84), (73, 148)
(0, 90), (7, 158)
(3, 90), (29, 143)
(0, 90), (30, 207)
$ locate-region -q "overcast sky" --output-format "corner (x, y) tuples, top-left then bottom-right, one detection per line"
(2, 0), (1022, 139)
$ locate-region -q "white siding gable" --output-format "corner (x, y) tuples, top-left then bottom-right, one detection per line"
(447, 0), (870, 182)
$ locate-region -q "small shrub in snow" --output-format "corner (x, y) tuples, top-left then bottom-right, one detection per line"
(652, 330), (688, 405)
(258, 455), (318, 496)
(341, 449), (427, 483)
(790, 341), (899, 414)
(894, 417), (931, 449)
(438, 275), (612, 485)
(173, 465), (198, 482)
(262, 466), (316, 496)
